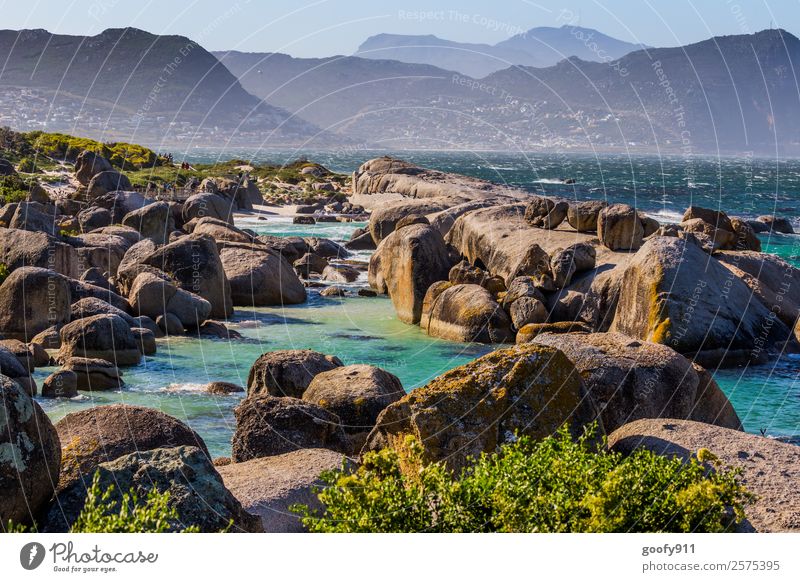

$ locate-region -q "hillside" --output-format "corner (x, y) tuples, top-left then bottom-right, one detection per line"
(0, 28), (320, 143)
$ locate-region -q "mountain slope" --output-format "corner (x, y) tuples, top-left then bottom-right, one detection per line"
(0, 28), (320, 141)
(354, 26), (646, 77)
(213, 51), (462, 130)
(218, 29), (800, 154)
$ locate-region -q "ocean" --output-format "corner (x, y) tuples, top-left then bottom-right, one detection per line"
(36, 152), (800, 455)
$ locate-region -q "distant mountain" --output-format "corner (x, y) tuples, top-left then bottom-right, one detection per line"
(0, 28), (320, 143)
(218, 29), (800, 154)
(354, 26), (647, 78)
(212, 51), (460, 130)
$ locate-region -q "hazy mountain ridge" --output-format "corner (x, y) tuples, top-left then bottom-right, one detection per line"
(354, 26), (648, 78)
(215, 29), (800, 153)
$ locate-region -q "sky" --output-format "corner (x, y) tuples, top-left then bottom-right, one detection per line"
(0, 0), (795, 57)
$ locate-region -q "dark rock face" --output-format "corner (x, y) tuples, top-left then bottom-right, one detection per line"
(45, 446), (262, 532)
(247, 349), (342, 398)
(756, 215), (794, 234)
(0, 229), (79, 278)
(364, 343), (601, 472)
(0, 375), (61, 526)
(54, 404), (209, 491)
(231, 395), (350, 462)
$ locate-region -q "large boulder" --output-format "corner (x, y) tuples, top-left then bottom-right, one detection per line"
(756, 215), (794, 234)
(363, 343), (601, 471)
(74, 150), (113, 185)
(247, 349), (342, 398)
(729, 217), (761, 252)
(121, 201), (174, 244)
(44, 446), (261, 532)
(567, 200), (606, 232)
(143, 233), (232, 319)
(67, 232), (131, 277)
(0, 228), (79, 277)
(0, 267), (71, 341)
(597, 203), (644, 250)
(423, 283), (513, 343)
(218, 242), (306, 307)
(57, 314), (142, 366)
(610, 237), (789, 365)
(192, 216), (256, 244)
(533, 332), (741, 433)
(70, 296), (136, 327)
(54, 404), (209, 491)
(368, 223), (452, 324)
(77, 207), (112, 232)
(303, 364), (404, 438)
(61, 357), (124, 390)
(523, 196), (568, 229)
(608, 419), (800, 532)
(0, 376), (61, 526)
(182, 193), (234, 225)
(9, 201), (58, 234)
(716, 250), (800, 328)
(41, 370), (78, 398)
(86, 170), (132, 198)
(128, 271), (211, 329)
(231, 395), (350, 462)
(368, 198), (451, 244)
(446, 204), (559, 286)
(217, 449), (351, 532)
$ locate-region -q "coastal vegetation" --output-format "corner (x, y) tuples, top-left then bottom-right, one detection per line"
(293, 427), (751, 533)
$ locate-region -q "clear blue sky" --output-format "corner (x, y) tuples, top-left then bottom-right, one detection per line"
(0, 0), (794, 57)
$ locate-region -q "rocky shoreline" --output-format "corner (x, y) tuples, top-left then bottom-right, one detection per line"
(2, 147), (799, 532)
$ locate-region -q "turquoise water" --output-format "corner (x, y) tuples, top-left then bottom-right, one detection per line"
(35, 153), (800, 454)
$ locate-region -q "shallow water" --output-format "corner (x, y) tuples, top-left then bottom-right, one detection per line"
(36, 153), (800, 455)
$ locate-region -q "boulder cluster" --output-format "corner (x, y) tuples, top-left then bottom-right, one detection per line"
(360, 157), (800, 369)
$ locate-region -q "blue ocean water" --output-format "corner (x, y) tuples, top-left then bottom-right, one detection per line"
(36, 152), (800, 455)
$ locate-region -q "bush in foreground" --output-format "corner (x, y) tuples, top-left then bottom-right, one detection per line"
(293, 426), (751, 533)
(4, 472), (200, 533)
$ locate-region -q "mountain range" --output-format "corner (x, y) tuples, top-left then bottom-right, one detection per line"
(1, 26), (799, 154)
(0, 28), (319, 143)
(353, 26), (647, 78)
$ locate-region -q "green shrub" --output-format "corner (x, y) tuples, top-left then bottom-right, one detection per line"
(0, 263), (9, 286)
(293, 426), (751, 533)
(69, 471), (200, 533)
(0, 174), (31, 203)
(17, 157), (38, 173)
